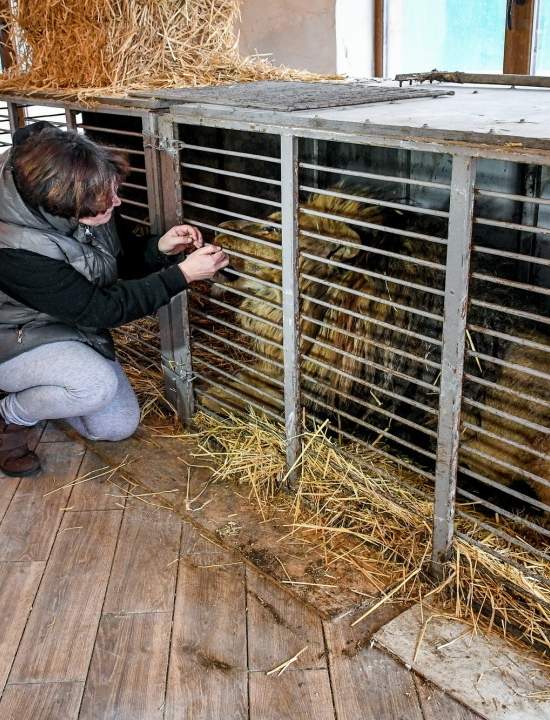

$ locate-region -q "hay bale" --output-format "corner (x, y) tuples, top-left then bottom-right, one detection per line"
(0, 0), (329, 96)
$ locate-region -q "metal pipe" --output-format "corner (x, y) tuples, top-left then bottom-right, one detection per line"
(462, 420), (550, 461)
(119, 213), (151, 226)
(193, 356), (283, 405)
(75, 123), (144, 137)
(181, 161), (282, 186)
(470, 298), (550, 326)
(191, 308), (283, 351)
(209, 266), (280, 290)
(476, 187), (550, 206)
(187, 219), (282, 255)
(208, 282), (281, 310)
(475, 216), (550, 237)
(195, 384), (283, 422)
(463, 397), (549, 435)
(299, 161), (451, 190)
(301, 333), (439, 392)
(300, 229), (447, 270)
(466, 350), (550, 383)
(192, 325), (284, 370)
(301, 293), (442, 346)
(182, 181), (281, 208)
(182, 199), (282, 229)
(190, 289), (282, 330)
(432, 155), (477, 577)
(464, 373), (550, 410)
(467, 323), (550, 353)
(300, 271), (444, 321)
(181, 142), (281, 164)
(299, 184), (450, 218)
(460, 444), (550, 489)
(458, 465), (550, 513)
(303, 354), (439, 416)
(300, 207), (448, 246)
(193, 342), (284, 387)
(280, 133), (302, 490)
(301, 313), (441, 370)
(300, 251), (445, 296)
(120, 197), (150, 210)
(471, 272), (550, 297)
(473, 244), (550, 267)
(102, 145), (145, 156)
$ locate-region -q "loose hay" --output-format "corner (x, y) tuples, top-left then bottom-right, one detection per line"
(0, 0), (332, 97)
(187, 408), (550, 668)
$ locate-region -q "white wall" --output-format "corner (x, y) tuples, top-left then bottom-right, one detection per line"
(237, 0), (375, 77)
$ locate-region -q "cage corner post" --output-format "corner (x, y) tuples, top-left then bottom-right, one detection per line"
(431, 153), (477, 579)
(280, 132), (302, 489)
(157, 113), (195, 426)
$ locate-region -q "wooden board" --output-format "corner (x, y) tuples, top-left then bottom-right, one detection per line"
(164, 524), (248, 720)
(324, 617), (424, 720)
(9, 509), (122, 683)
(374, 605), (550, 720)
(415, 676), (483, 720)
(63, 424), (395, 620)
(0, 562), (44, 693)
(0, 681), (83, 720)
(246, 568), (326, 672)
(67, 448), (127, 511)
(0, 422), (46, 523)
(78, 612), (171, 720)
(0, 441), (85, 561)
(103, 499), (181, 614)
(249, 669), (335, 720)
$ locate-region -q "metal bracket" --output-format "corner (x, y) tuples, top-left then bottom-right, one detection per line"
(143, 134), (184, 156)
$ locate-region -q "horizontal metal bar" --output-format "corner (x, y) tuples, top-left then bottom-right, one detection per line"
(195, 389), (251, 422)
(77, 123), (143, 138)
(181, 161), (281, 186)
(119, 213), (150, 226)
(120, 197), (149, 209)
(306, 411), (436, 481)
(209, 282), (281, 310)
(301, 293), (442, 347)
(190, 308), (283, 351)
(195, 385), (282, 422)
(470, 299), (550, 327)
(455, 486), (550, 538)
(186, 219), (282, 254)
(300, 251), (444, 296)
(209, 266), (280, 291)
(115, 332), (160, 356)
(475, 216), (550, 237)
(454, 532), (550, 595)
(120, 181), (148, 191)
(224, 247), (281, 271)
(128, 166), (147, 175)
(193, 325), (284, 369)
(181, 142), (281, 164)
(460, 444), (550, 489)
(467, 324), (550, 354)
(301, 371), (438, 438)
(472, 272), (550, 297)
(182, 181), (281, 208)
(301, 271), (444, 322)
(302, 332), (439, 392)
(473, 244), (550, 268)
(300, 229), (446, 272)
(466, 350), (550, 383)
(194, 357), (283, 405)
(301, 207), (448, 246)
(190, 290), (282, 330)
(303, 391), (437, 460)
(476, 187), (550, 206)
(102, 145), (145, 156)
(458, 465), (550, 513)
(302, 313), (441, 370)
(454, 509), (550, 566)
(300, 184), (450, 218)
(462, 421), (550, 461)
(299, 162), (451, 191)
(194, 341), (283, 388)
(182, 199), (282, 229)
(303, 354), (439, 416)
(463, 398), (549, 435)
(116, 342), (159, 367)
(464, 372), (550, 410)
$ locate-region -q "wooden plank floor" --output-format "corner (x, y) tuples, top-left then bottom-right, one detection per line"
(0, 424), (482, 720)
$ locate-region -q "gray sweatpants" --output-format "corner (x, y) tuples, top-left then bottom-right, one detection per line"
(0, 341), (140, 441)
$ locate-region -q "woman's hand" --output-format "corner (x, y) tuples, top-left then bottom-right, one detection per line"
(158, 225), (203, 256)
(178, 244), (229, 283)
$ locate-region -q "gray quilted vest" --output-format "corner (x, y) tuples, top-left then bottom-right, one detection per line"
(0, 150), (120, 363)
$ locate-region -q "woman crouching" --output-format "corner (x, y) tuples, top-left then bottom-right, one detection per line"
(0, 121), (228, 477)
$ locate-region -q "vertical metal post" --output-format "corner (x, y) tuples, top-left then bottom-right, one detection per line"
(157, 114), (195, 425)
(280, 133), (301, 489)
(518, 164), (540, 285)
(142, 111), (164, 237)
(431, 154), (477, 578)
(64, 108), (77, 130)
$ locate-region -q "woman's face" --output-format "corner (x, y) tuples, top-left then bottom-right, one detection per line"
(79, 181), (122, 226)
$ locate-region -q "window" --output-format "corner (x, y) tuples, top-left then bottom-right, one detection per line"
(379, 0), (548, 77)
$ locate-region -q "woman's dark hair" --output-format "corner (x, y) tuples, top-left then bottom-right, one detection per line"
(11, 121), (129, 219)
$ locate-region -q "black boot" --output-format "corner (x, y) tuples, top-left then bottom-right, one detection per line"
(0, 418), (41, 477)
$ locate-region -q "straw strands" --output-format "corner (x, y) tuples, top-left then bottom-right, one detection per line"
(0, 0), (330, 96)
(189, 409), (550, 664)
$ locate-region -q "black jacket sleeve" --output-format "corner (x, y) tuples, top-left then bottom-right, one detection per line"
(0, 248), (187, 329)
